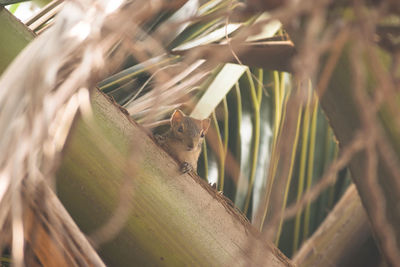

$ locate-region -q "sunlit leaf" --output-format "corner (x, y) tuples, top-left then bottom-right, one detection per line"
(174, 23), (241, 51)
(191, 63), (247, 119)
(246, 12), (282, 42)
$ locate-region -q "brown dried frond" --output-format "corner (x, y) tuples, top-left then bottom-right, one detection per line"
(0, 0), (199, 265)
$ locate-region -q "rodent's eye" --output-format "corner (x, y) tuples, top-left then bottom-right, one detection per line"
(178, 126), (183, 133)
(200, 131), (204, 138)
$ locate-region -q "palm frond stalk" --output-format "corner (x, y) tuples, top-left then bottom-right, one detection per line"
(294, 185), (381, 267)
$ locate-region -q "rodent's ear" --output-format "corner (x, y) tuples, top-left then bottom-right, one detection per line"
(202, 118), (211, 133)
(171, 109), (185, 126)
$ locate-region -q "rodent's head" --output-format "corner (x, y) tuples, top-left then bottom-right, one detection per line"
(170, 109), (210, 151)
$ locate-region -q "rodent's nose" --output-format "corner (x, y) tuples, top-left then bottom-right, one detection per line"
(187, 143), (194, 150)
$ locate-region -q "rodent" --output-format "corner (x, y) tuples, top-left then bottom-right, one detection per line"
(155, 109), (210, 173)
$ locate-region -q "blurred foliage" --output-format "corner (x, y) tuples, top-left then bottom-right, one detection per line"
(92, 0), (349, 257)
(4, 0), (400, 264)
(5, 0), (400, 265)
(2, 0), (349, 257)
(2, 0), (360, 260)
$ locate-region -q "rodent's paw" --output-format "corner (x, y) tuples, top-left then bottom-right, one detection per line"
(209, 182), (217, 189)
(180, 162), (194, 173)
